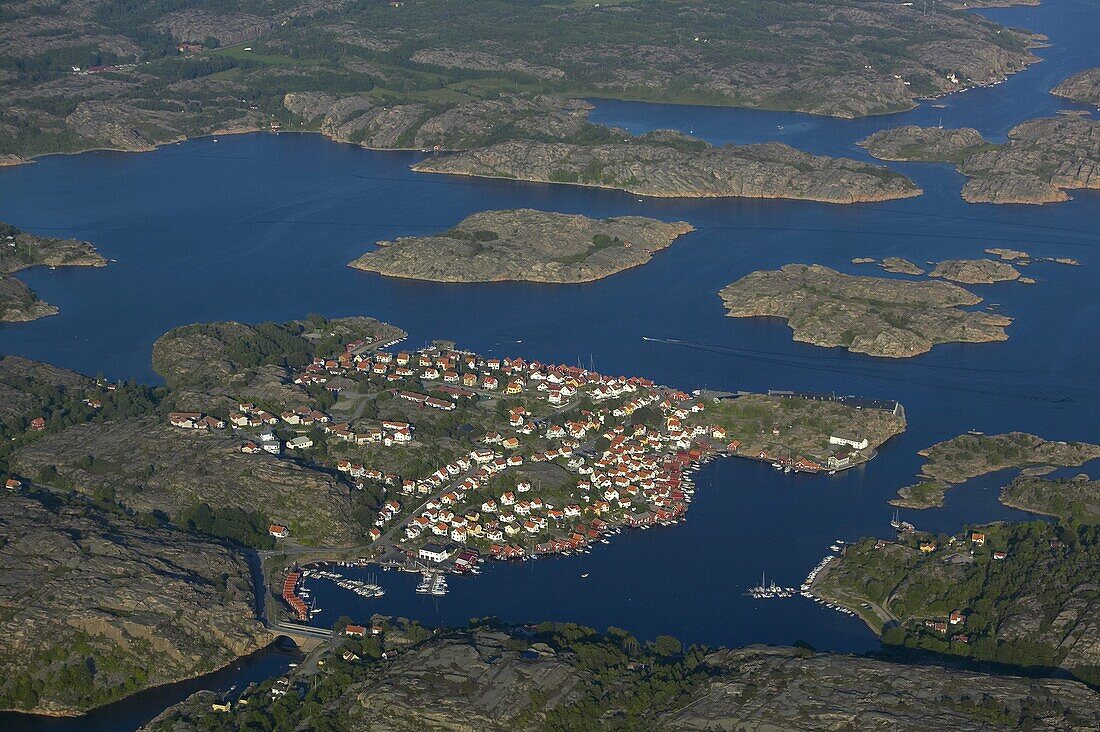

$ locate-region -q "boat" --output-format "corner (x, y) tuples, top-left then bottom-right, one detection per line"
(581, 573), (589, 578)
(890, 509), (902, 530)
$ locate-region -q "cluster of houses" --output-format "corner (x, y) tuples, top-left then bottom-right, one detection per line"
(169, 335), (876, 560)
(168, 412), (226, 430)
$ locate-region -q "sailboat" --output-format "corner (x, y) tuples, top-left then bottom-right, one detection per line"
(890, 509), (902, 530)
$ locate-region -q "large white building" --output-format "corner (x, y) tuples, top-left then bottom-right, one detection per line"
(829, 434), (869, 451)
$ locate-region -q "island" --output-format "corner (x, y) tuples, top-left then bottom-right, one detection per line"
(858, 125), (992, 163)
(411, 134), (922, 203)
(0, 221), (107, 322)
(859, 117), (1100, 204)
(140, 621), (1099, 731)
(1052, 68), (1100, 105)
(348, 209), (694, 283)
(929, 258), (1022, 284)
(853, 257), (926, 275)
(0, 314), (915, 713)
(891, 432), (1100, 509)
(717, 264), (1012, 358)
(811, 518), (1100, 689)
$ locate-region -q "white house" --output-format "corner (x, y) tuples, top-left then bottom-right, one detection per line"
(829, 434), (869, 451)
(418, 543), (452, 563)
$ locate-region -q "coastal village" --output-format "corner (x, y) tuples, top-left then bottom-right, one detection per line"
(162, 332), (906, 620)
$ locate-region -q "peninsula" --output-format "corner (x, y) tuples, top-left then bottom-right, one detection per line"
(411, 135), (922, 203)
(859, 117), (1100, 204)
(1000, 474), (1100, 523)
(717, 264), (1012, 358)
(812, 518), (1100, 689)
(1052, 68), (1100, 105)
(0, 492), (269, 716)
(891, 432), (1100, 509)
(141, 621), (1100, 732)
(0, 316), (908, 713)
(348, 209), (694, 283)
(0, 222), (107, 322)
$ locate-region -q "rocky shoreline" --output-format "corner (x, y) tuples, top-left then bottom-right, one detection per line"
(0, 222), (108, 322)
(412, 134), (922, 203)
(859, 115), (1100, 204)
(349, 209), (694, 283)
(717, 264), (1012, 358)
(1052, 68), (1100, 105)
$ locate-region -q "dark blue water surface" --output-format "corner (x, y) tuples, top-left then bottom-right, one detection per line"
(1, 0), (1099, 727)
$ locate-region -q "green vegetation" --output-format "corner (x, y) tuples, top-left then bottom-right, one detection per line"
(0, 0), (1039, 158)
(895, 432), (1100, 508)
(821, 520), (1100, 686)
(177, 502), (276, 549)
(1000, 475), (1100, 524)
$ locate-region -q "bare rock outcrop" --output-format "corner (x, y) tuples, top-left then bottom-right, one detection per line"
(350, 209), (693, 283)
(929, 258), (1022, 284)
(718, 264), (1011, 357)
(1052, 68), (1100, 106)
(0, 493), (270, 715)
(859, 125), (989, 163)
(413, 134), (922, 203)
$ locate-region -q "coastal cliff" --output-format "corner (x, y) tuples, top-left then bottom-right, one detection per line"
(349, 209), (694, 283)
(412, 135), (922, 203)
(717, 264), (1011, 357)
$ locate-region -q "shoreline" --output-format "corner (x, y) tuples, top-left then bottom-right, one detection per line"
(0, 631), (281, 720)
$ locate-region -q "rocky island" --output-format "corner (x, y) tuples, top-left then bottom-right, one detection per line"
(860, 117), (1100, 204)
(412, 133), (922, 203)
(858, 125), (992, 163)
(141, 622), (1100, 731)
(1052, 68), (1100, 106)
(349, 209), (694, 283)
(0, 221), (107, 322)
(891, 432), (1100, 509)
(929, 258), (1022, 284)
(717, 264), (1012, 358)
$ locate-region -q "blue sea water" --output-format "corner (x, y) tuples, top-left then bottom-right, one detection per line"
(1, 0), (1099, 728)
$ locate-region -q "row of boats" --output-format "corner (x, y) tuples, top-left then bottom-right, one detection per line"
(301, 565), (385, 599)
(798, 547), (857, 617)
(416, 572), (449, 596)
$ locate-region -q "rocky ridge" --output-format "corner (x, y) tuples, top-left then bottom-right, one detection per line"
(141, 627), (1100, 731)
(349, 209), (694, 283)
(717, 264), (1011, 358)
(283, 93), (594, 151)
(0, 493), (269, 716)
